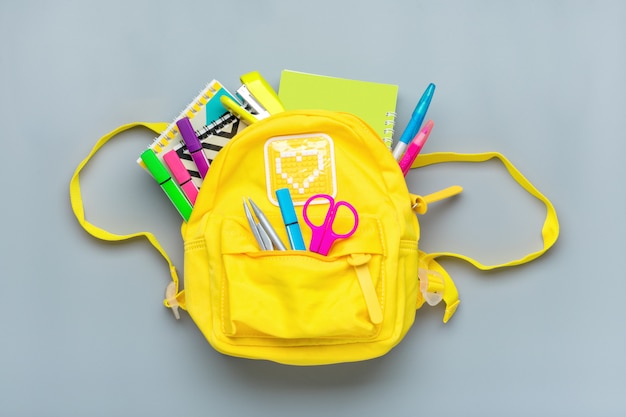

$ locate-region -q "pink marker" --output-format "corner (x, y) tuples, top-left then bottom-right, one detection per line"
(398, 120), (434, 176)
(163, 150), (199, 205)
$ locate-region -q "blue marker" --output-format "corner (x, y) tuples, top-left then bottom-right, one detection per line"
(275, 188), (306, 250)
(392, 83), (436, 161)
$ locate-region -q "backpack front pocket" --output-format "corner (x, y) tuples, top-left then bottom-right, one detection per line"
(217, 216), (385, 342)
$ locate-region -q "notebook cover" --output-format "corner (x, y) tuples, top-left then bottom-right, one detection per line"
(278, 70), (398, 148)
(137, 80), (240, 168)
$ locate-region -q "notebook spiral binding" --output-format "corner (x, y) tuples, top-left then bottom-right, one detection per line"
(382, 111), (397, 149)
(196, 113), (237, 141)
(150, 82), (222, 154)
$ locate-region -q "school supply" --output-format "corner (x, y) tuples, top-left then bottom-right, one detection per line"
(70, 82), (560, 367)
(138, 80), (244, 189)
(140, 80), (238, 161)
(241, 70), (285, 115)
(175, 115), (246, 189)
(247, 198), (287, 251)
(278, 70), (399, 148)
(275, 188), (306, 250)
(220, 95), (259, 125)
(235, 84), (269, 119)
(392, 83), (436, 160)
(303, 193), (359, 256)
(220, 71), (284, 126)
(140, 148), (193, 221)
(140, 110), (237, 210)
(163, 150), (199, 205)
(160, 73), (281, 189)
(398, 120), (434, 175)
(176, 117), (211, 178)
(243, 198), (273, 250)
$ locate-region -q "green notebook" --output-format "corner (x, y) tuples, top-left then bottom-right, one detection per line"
(278, 70), (399, 149)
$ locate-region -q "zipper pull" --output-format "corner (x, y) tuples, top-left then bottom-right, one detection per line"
(347, 254), (383, 324)
(418, 268), (444, 306)
(164, 281), (180, 320)
(410, 185), (463, 214)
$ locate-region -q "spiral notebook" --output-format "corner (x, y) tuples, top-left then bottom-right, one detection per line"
(171, 114), (246, 188)
(137, 79), (241, 168)
(278, 70), (399, 148)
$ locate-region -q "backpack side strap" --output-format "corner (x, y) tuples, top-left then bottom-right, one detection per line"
(69, 122), (186, 318)
(412, 151), (559, 269)
(409, 152), (559, 323)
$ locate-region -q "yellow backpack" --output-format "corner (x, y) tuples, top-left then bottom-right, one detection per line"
(70, 110), (559, 366)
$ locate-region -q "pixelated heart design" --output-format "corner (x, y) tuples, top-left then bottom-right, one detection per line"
(275, 149), (325, 194)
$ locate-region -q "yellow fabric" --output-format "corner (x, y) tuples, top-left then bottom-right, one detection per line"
(408, 152), (559, 324)
(410, 185), (463, 214)
(416, 251), (460, 323)
(411, 152), (559, 270)
(69, 122), (187, 313)
(183, 110), (421, 365)
(70, 113), (559, 366)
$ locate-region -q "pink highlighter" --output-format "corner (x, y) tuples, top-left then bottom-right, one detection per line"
(398, 120), (434, 176)
(163, 150), (199, 205)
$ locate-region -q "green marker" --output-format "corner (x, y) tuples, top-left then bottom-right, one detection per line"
(140, 149), (193, 221)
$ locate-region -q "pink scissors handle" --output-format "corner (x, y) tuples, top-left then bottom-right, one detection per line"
(303, 194), (359, 255)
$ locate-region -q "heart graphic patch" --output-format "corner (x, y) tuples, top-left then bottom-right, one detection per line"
(264, 133), (336, 205)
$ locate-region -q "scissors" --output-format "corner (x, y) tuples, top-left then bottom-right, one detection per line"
(302, 194), (359, 256)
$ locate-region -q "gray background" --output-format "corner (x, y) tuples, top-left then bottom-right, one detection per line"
(1, 1), (624, 416)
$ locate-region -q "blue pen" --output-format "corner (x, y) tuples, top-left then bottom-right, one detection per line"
(392, 83), (436, 161)
(275, 188), (306, 250)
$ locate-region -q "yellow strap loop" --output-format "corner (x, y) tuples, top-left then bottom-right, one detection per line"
(410, 185), (463, 214)
(411, 151), (559, 270)
(416, 251), (460, 323)
(69, 122), (187, 314)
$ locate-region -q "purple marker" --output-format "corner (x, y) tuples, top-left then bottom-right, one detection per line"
(176, 116), (210, 178)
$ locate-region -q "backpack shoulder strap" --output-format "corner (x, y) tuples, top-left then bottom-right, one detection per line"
(69, 122), (186, 318)
(411, 151), (559, 269)
(409, 151), (559, 323)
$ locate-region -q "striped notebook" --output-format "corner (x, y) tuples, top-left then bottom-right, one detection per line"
(138, 80), (247, 187)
